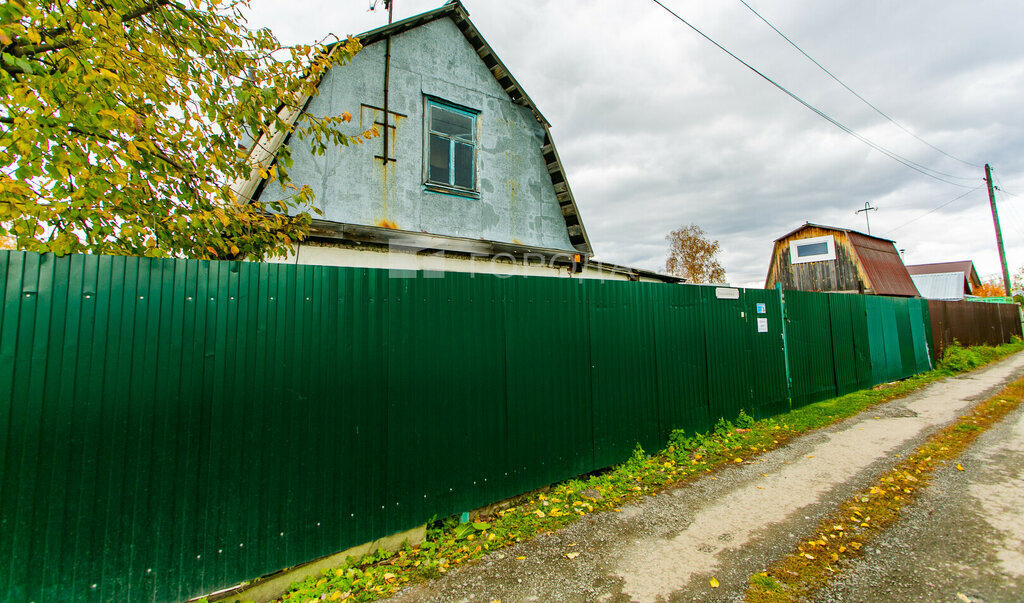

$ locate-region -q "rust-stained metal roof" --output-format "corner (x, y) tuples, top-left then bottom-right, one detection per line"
(845, 231), (920, 297)
(906, 260), (981, 293)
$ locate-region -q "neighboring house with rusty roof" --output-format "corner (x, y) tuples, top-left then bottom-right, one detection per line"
(233, 1), (682, 283)
(765, 223), (920, 297)
(905, 260), (982, 300)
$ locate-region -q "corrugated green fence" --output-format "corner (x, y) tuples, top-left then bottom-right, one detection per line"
(783, 291), (933, 408)
(1, 251), (936, 601)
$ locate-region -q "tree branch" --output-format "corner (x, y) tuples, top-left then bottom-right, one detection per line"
(8, 0), (174, 58)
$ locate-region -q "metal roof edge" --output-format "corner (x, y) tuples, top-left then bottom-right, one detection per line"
(773, 222), (896, 243)
(308, 218), (585, 260)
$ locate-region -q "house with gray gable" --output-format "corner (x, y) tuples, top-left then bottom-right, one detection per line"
(236, 1), (682, 283)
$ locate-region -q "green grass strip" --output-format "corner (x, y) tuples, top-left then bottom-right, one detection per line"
(224, 340), (1023, 603)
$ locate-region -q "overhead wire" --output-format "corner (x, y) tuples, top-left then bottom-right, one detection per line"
(992, 173), (1024, 234)
(883, 186), (984, 235)
(737, 0), (983, 170)
(649, 0), (979, 189)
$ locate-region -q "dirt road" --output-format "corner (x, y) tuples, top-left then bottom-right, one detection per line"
(816, 403), (1024, 602)
(388, 352), (1024, 603)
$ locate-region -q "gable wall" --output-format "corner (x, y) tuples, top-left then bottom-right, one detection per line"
(766, 227), (868, 293)
(259, 17), (575, 252)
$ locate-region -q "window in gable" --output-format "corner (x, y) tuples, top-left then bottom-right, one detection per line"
(425, 99), (478, 195)
(790, 235), (837, 264)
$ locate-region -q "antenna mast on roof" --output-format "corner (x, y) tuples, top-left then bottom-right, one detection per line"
(855, 202), (877, 235)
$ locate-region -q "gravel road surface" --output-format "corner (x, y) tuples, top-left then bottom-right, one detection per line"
(817, 399), (1024, 602)
(389, 353), (1024, 603)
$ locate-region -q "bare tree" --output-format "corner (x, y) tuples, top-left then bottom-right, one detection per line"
(665, 224), (726, 284)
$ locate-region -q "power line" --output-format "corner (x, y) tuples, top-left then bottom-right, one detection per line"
(883, 186), (983, 235)
(992, 173), (1024, 233)
(737, 0), (983, 170)
(649, 0), (978, 188)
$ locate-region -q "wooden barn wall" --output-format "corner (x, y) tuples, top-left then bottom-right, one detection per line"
(767, 229), (865, 294)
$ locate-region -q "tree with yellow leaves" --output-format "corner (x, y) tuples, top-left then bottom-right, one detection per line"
(665, 223), (727, 284)
(1, 0), (372, 260)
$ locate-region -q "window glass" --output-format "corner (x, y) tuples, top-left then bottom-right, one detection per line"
(430, 107), (473, 140)
(453, 142), (474, 189)
(428, 133), (449, 184)
(796, 241), (829, 257)
(425, 100), (478, 191)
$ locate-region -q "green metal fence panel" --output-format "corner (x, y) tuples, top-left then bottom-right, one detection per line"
(784, 290), (837, 408)
(744, 289), (790, 418)
(909, 298), (933, 374)
(587, 280), (662, 466)
(648, 284), (711, 440)
(893, 299), (919, 379)
(702, 287), (788, 421)
(503, 276), (595, 496)
(825, 294), (871, 395)
(2, 250), (973, 602)
(702, 286), (753, 423)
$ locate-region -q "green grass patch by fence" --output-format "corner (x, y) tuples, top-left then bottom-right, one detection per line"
(263, 341), (1023, 603)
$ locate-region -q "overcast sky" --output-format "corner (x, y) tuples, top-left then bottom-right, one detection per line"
(243, 0), (1024, 288)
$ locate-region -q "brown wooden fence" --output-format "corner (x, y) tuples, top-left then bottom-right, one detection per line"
(926, 300), (1023, 361)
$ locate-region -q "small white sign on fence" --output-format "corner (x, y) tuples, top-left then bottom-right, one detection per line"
(757, 317), (769, 333)
(715, 287), (740, 300)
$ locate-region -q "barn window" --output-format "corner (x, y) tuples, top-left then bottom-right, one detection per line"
(790, 235), (836, 264)
(424, 98), (478, 196)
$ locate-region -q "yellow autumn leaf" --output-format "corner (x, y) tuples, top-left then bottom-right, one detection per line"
(565, 552), (580, 559)
(328, 592), (342, 601)
(709, 577), (720, 588)
(515, 556), (525, 560)
(956, 463), (964, 471)
(315, 578), (326, 587)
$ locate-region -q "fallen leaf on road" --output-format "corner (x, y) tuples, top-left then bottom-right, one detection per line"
(957, 463), (965, 471)
(710, 577), (719, 588)
(515, 556), (526, 560)
(734, 458), (743, 463)
(565, 552), (580, 559)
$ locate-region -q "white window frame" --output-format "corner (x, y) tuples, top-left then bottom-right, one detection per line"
(790, 234), (836, 264)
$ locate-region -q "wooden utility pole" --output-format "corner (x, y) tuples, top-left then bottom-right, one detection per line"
(984, 164), (1012, 296)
